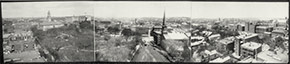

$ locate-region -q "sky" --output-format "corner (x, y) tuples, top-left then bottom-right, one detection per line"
(2, 1), (289, 18)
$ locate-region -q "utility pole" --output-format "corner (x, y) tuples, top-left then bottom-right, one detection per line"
(188, 3), (193, 61)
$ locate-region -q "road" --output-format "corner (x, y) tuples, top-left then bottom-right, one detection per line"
(131, 45), (169, 62)
(35, 37), (55, 62)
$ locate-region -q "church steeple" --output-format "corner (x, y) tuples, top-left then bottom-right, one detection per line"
(47, 10), (51, 22)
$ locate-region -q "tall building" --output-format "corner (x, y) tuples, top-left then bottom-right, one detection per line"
(216, 37), (235, 53)
(234, 39), (242, 56)
(237, 24), (245, 31)
(234, 32), (260, 57)
(47, 11), (52, 22)
(245, 22), (257, 33)
(240, 42), (262, 59)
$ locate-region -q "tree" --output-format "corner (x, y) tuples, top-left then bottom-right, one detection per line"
(79, 21), (93, 30)
(265, 39), (276, 51)
(121, 29), (134, 41)
(107, 26), (120, 34)
(2, 20), (13, 26)
(274, 36), (286, 53)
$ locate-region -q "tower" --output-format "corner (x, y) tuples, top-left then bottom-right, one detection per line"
(47, 11), (52, 22)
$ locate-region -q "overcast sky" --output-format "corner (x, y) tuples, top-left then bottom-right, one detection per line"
(2, 2), (288, 18)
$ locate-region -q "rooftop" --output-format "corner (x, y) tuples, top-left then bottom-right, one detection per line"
(256, 26), (269, 29)
(204, 50), (218, 55)
(4, 50), (45, 62)
(272, 30), (287, 34)
(164, 32), (188, 40)
(236, 31), (258, 39)
(257, 51), (283, 63)
(237, 57), (255, 63)
(209, 56), (230, 63)
(241, 42), (262, 50)
(275, 19), (287, 23)
(208, 34), (221, 39)
(217, 36), (235, 44)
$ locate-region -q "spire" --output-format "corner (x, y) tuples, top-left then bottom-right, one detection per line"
(162, 10), (166, 26)
(161, 10), (166, 35)
(47, 10), (51, 22)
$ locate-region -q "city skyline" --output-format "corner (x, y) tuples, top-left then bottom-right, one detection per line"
(2, 2), (289, 19)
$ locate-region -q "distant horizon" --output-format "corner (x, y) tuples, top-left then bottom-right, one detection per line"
(2, 2), (288, 19)
(3, 16), (288, 20)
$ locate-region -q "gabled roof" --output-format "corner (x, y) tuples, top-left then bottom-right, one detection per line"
(164, 32), (188, 40)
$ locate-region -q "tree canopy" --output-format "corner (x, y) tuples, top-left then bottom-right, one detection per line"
(107, 26), (121, 34)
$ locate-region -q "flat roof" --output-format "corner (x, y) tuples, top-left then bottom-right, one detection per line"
(190, 36), (204, 39)
(237, 31), (259, 39)
(238, 57), (254, 63)
(272, 30), (287, 33)
(209, 56), (230, 63)
(204, 50), (218, 55)
(256, 26), (269, 29)
(257, 51), (282, 63)
(276, 19), (287, 23)
(241, 42), (262, 50)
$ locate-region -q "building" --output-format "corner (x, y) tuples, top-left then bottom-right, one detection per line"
(255, 26), (273, 33)
(240, 42), (262, 59)
(227, 24), (238, 31)
(163, 31), (188, 41)
(274, 19), (288, 28)
(216, 37), (235, 53)
(3, 34), (11, 45)
(245, 22), (257, 33)
(271, 30), (287, 37)
(256, 51), (284, 63)
(37, 11), (65, 31)
(204, 50), (223, 61)
(13, 22), (33, 31)
(236, 31), (259, 43)
(209, 56), (231, 63)
(263, 32), (272, 38)
(10, 30), (33, 41)
(237, 24), (245, 31)
(37, 22), (64, 31)
(133, 27), (150, 37)
(208, 34), (221, 41)
(47, 11), (52, 22)
(234, 38), (242, 57)
(234, 32), (260, 57)
(150, 26), (166, 45)
(189, 36), (205, 47)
